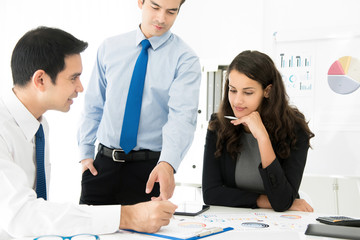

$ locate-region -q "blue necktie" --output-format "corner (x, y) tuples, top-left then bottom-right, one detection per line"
(35, 124), (47, 200)
(120, 39), (151, 154)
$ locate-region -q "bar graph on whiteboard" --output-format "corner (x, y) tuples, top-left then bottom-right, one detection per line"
(277, 52), (314, 97)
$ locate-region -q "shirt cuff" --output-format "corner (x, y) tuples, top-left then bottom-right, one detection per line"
(158, 149), (181, 172)
(79, 144), (96, 161)
(85, 205), (120, 234)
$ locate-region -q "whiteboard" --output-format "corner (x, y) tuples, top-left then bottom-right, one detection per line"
(273, 28), (360, 177)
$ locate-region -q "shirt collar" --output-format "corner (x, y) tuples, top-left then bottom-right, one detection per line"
(3, 88), (43, 142)
(135, 25), (173, 51)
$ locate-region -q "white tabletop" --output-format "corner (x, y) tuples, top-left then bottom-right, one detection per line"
(15, 206), (349, 240)
(100, 206), (347, 240)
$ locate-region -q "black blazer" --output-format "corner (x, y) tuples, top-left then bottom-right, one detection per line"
(202, 115), (310, 212)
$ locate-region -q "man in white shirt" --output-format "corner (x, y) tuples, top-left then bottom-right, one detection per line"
(0, 26), (176, 239)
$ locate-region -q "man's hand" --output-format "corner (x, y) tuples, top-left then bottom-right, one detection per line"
(289, 199), (314, 212)
(120, 200), (177, 233)
(81, 158), (98, 176)
(146, 162), (175, 201)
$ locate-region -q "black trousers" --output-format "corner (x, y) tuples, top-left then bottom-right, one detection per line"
(80, 150), (160, 206)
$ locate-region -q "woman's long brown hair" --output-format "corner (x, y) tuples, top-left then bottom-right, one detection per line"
(209, 50), (314, 160)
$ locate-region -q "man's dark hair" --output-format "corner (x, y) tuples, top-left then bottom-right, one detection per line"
(11, 26), (88, 86)
(142, 0), (186, 8)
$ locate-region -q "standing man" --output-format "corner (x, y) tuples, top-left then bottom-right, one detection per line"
(0, 26), (176, 239)
(78, 0), (201, 205)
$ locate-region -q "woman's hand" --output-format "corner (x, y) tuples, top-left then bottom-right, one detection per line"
(257, 195), (314, 212)
(232, 111), (276, 168)
(289, 199), (314, 212)
(231, 111), (268, 141)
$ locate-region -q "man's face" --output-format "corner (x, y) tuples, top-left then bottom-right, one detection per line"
(138, 0), (182, 38)
(44, 54), (84, 112)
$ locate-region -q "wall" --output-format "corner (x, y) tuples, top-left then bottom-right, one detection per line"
(0, 0), (264, 204)
(175, 0), (264, 184)
(262, 0), (360, 215)
(0, 0), (141, 204)
(177, 0), (360, 216)
(1, 0), (359, 215)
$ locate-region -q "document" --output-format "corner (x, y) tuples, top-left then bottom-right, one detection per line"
(125, 217), (233, 240)
(124, 210), (317, 239)
(193, 211), (317, 232)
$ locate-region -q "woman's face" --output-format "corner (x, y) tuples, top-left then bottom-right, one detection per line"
(228, 70), (267, 118)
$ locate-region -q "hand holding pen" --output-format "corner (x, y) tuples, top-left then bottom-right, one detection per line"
(224, 112), (268, 141)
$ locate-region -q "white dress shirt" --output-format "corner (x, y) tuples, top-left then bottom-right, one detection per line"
(0, 89), (120, 238)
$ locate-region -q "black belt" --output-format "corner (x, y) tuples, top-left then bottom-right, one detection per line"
(98, 143), (160, 162)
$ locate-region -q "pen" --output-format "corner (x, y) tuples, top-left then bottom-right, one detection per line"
(197, 227), (223, 237)
(224, 116), (238, 120)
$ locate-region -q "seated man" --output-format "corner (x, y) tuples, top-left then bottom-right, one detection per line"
(0, 26), (176, 239)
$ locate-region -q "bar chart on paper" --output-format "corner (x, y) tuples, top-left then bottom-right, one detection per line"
(328, 56), (360, 94)
(277, 52), (314, 98)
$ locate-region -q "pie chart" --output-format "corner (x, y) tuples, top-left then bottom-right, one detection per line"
(327, 56), (360, 94)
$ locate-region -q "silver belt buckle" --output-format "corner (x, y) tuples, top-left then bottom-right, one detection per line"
(112, 149), (125, 162)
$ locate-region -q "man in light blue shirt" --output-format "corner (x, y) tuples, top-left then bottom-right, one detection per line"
(78, 0), (201, 205)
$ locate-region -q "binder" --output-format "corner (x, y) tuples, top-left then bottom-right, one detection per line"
(206, 71), (215, 121)
(213, 69), (223, 114)
(125, 227), (234, 240)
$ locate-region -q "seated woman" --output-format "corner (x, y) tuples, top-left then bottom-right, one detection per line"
(202, 50), (314, 212)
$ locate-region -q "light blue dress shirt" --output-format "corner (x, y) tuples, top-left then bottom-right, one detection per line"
(78, 27), (202, 171)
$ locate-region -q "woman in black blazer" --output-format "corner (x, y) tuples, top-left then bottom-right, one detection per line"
(202, 50), (314, 212)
